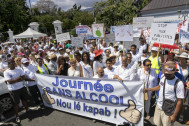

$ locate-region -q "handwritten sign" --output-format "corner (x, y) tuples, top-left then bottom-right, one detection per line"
(179, 29), (189, 43)
(76, 25), (92, 35)
(92, 24), (104, 38)
(133, 17), (154, 29)
(105, 34), (115, 43)
(71, 37), (84, 47)
(115, 25), (133, 41)
(56, 32), (71, 42)
(149, 23), (177, 45)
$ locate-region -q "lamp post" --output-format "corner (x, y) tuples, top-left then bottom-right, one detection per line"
(178, 10), (189, 20)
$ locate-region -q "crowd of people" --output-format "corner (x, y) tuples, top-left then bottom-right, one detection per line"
(0, 32), (189, 126)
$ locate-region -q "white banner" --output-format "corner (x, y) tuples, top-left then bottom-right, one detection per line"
(133, 17), (154, 29)
(149, 23), (177, 45)
(35, 74), (144, 126)
(105, 34), (115, 43)
(133, 27), (151, 38)
(76, 25), (92, 35)
(177, 20), (189, 34)
(56, 32), (71, 42)
(115, 25), (133, 42)
(179, 29), (189, 43)
(92, 24), (104, 38)
(71, 37), (84, 47)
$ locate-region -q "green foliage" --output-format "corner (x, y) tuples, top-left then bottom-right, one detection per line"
(94, 0), (152, 27)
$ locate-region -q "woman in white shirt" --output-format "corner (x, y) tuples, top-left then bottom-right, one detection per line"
(93, 50), (104, 75)
(137, 59), (158, 119)
(68, 59), (83, 77)
(80, 52), (93, 78)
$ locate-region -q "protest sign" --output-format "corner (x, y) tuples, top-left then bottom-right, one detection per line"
(110, 26), (116, 34)
(115, 25), (133, 41)
(92, 24), (104, 38)
(133, 17), (154, 29)
(179, 29), (189, 43)
(56, 32), (70, 42)
(35, 74), (144, 126)
(149, 23), (177, 45)
(177, 20), (189, 33)
(76, 25), (92, 35)
(71, 37), (84, 47)
(133, 27), (151, 38)
(105, 34), (115, 43)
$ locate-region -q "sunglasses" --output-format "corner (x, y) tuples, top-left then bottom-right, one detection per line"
(145, 64), (152, 67)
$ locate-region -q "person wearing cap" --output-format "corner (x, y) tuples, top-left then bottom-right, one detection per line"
(4, 60), (30, 123)
(21, 58), (42, 107)
(36, 56), (50, 74)
(66, 48), (73, 59)
(113, 44), (119, 57)
(137, 59), (158, 119)
(93, 50), (104, 75)
(148, 46), (162, 75)
(48, 53), (58, 75)
(175, 52), (189, 81)
(109, 54), (120, 69)
(57, 48), (65, 58)
(144, 61), (185, 126)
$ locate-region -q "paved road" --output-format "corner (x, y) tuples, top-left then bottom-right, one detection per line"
(0, 107), (188, 126)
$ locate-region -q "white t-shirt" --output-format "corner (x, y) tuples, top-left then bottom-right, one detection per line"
(104, 67), (115, 76)
(157, 76), (185, 109)
(93, 61), (104, 75)
(93, 74), (113, 79)
(23, 64), (37, 87)
(4, 68), (25, 91)
(80, 61), (93, 78)
(68, 67), (80, 77)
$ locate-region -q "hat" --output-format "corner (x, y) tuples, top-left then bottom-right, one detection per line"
(21, 58), (29, 64)
(114, 44), (118, 47)
(44, 45), (49, 50)
(59, 48), (64, 51)
(49, 53), (57, 59)
(175, 52), (189, 59)
(64, 53), (69, 58)
(17, 53), (25, 56)
(151, 47), (158, 51)
(94, 50), (103, 58)
(35, 55), (42, 60)
(50, 47), (56, 51)
(66, 49), (71, 53)
(109, 54), (116, 58)
(163, 61), (176, 74)
(39, 48), (43, 51)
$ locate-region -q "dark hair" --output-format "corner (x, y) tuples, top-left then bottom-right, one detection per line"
(126, 52), (132, 56)
(81, 52), (90, 64)
(57, 56), (66, 66)
(74, 51), (81, 57)
(106, 59), (112, 63)
(105, 49), (111, 53)
(143, 59), (151, 66)
(131, 44), (137, 49)
(94, 55), (102, 61)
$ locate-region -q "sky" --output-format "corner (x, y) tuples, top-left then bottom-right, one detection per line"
(27, 0), (104, 10)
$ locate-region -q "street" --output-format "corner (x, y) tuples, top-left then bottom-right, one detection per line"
(0, 106), (187, 126)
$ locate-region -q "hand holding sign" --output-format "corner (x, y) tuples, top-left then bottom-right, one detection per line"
(120, 100), (141, 124)
(42, 88), (55, 105)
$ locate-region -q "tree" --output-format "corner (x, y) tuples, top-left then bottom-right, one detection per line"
(94, 0), (152, 27)
(0, 0), (30, 37)
(33, 0), (57, 15)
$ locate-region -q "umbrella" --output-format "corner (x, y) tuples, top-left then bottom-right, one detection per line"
(153, 43), (179, 49)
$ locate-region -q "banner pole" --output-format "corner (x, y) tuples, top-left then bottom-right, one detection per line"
(123, 41), (125, 56)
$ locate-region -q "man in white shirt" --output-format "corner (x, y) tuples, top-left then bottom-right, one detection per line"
(144, 61), (184, 126)
(114, 56), (137, 80)
(93, 67), (122, 81)
(83, 40), (92, 52)
(104, 59), (115, 75)
(57, 48), (65, 58)
(4, 60), (29, 123)
(21, 58), (42, 106)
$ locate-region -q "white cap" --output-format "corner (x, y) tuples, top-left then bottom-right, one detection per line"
(66, 49), (71, 53)
(39, 48), (43, 51)
(64, 53), (69, 58)
(51, 47), (56, 51)
(44, 45), (48, 49)
(151, 47), (158, 51)
(21, 58), (29, 64)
